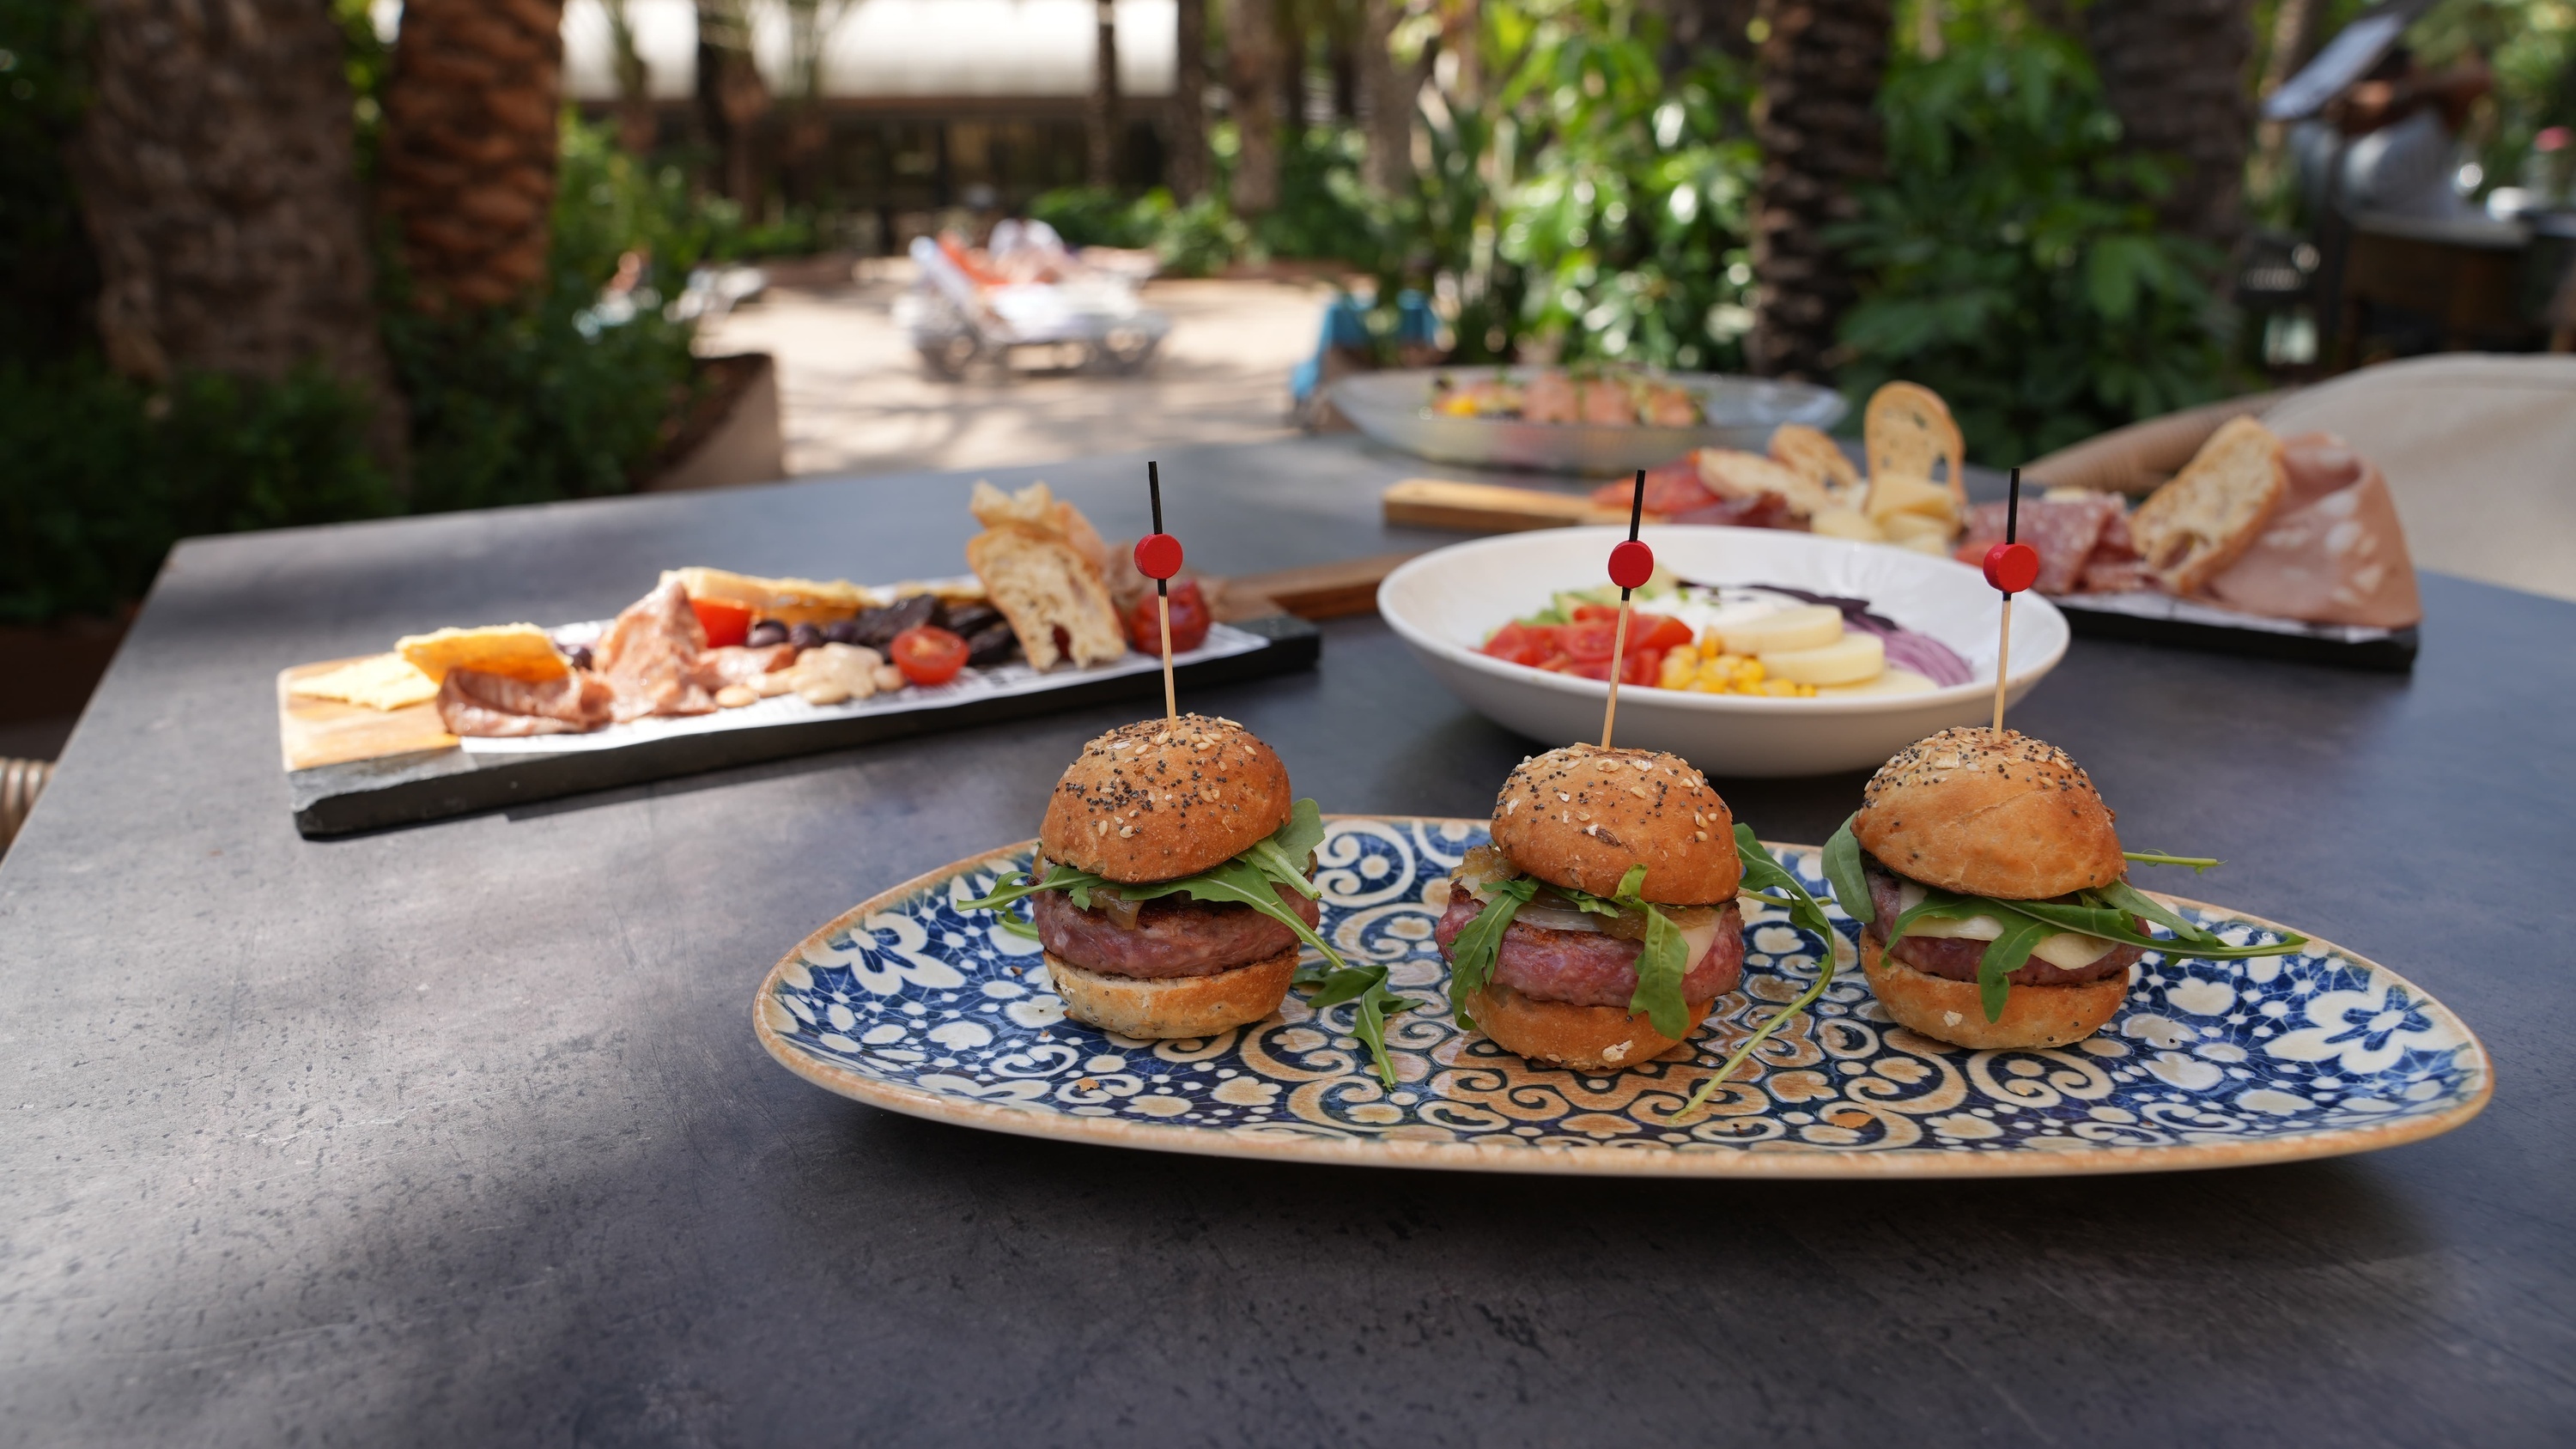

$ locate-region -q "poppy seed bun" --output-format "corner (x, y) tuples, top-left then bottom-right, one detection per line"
(1043, 945), (1297, 1039)
(1464, 981), (1716, 1072)
(1861, 934), (2128, 1050)
(1040, 715), (1293, 883)
(1853, 727), (2124, 900)
(1488, 745), (1741, 904)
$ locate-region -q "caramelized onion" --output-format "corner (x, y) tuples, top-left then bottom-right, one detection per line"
(1093, 890), (1143, 931)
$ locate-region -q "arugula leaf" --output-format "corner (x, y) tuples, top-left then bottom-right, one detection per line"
(2124, 849), (2221, 872)
(1445, 876), (1536, 1027)
(1604, 863), (1691, 1039)
(1976, 914), (2057, 1022)
(1673, 828), (1844, 1123)
(1295, 961), (1418, 1086)
(1242, 798), (1326, 900)
(1821, 814), (1874, 925)
(2088, 879), (2215, 945)
(993, 911), (1041, 940)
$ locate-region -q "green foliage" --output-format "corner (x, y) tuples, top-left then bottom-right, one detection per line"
(1030, 186), (1166, 249)
(0, 0), (100, 364)
(387, 112), (702, 514)
(0, 360), (394, 623)
(1831, 20), (2239, 463)
(1154, 194), (1252, 277)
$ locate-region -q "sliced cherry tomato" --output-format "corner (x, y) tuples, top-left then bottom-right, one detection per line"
(890, 625), (969, 686)
(1567, 647), (1665, 685)
(1560, 620), (1621, 662)
(1570, 603), (1624, 622)
(1479, 621), (1556, 667)
(1633, 613), (1694, 652)
(1125, 579), (1212, 654)
(687, 597), (752, 649)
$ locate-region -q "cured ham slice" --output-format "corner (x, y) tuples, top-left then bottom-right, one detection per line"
(592, 579), (715, 721)
(1589, 456), (1716, 516)
(435, 668), (615, 737)
(1956, 494), (2126, 595)
(686, 643), (799, 693)
(2200, 433), (2422, 627)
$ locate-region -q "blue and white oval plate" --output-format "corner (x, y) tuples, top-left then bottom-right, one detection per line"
(753, 817), (2490, 1177)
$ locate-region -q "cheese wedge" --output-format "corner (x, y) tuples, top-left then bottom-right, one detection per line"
(397, 624), (568, 684)
(1759, 632), (1885, 686)
(289, 653), (440, 711)
(1716, 604), (1844, 656)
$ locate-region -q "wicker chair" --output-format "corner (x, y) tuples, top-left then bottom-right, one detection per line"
(2, 758), (51, 854)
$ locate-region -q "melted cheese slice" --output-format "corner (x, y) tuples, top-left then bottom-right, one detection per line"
(1499, 899), (1725, 967)
(1893, 882), (2118, 970)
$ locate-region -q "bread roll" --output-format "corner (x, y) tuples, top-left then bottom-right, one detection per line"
(1861, 933), (2127, 1050)
(1854, 727), (2124, 900)
(1045, 945), (1298, 1040)
(1039, 715), (1293, 882)
(1488, 744), (1741, 904)
(1463, 981), (1714, 1072)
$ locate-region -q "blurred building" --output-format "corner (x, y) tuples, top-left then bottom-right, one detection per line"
(558, 0), (1179, 247)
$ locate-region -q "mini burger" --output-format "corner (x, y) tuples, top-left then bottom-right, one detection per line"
(1826, 725), (2300, 1051)
(1437, 744), (1746, 1071)
(963, 714), (1343, 1040)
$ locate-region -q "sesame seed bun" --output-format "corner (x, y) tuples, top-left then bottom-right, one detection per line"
(1860, 932), (2128, 1050)
(1462, 981), (1715, 1072)
(1487, 744), (1741, 904)
(1043, 944), (1298, 1040)
(1039, 715), (1293, 884)
(1853, 727), (2124, 900)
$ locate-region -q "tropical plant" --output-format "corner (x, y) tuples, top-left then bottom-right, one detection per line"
(378, 0), (567, 311)
(1830, 16), (2240, 463)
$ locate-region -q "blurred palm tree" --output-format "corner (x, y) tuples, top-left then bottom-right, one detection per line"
(695, 0), (772, 206)
(2080, 0), (2256, 252)
(70, 0), (403, 459)
(1745, 0), (1893, 379)
(1231, 0), (1285, 212)
(1172, 0), (1214, 198)
(379, 0), (568, 312)
(602, 0), (659, 154)
(1091, 0), (1125, 184)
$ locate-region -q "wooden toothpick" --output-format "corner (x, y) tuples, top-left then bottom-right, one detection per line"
(1984, 467), (2036, 735)
(1136, 462), (1183, 724)
(1601, 469), (1652, 750)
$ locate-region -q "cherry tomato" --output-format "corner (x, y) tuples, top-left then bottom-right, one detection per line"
(1634, 613), (1694, 652)
(1125, 579), (1211, 654)
(1567, 648), (1664, 685)
(1479, 621), (1555, 667)
(890, 626), (969, 686)
(688, 597), (752, 649)
(1570, 603), (1624, 623)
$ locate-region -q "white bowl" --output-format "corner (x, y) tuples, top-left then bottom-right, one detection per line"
(1376, 527), (2069, 778)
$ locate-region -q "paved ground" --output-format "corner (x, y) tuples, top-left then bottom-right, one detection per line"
(696, 264), (1334, 479)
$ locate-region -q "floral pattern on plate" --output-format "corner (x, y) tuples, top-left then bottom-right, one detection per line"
(754, 818), (2489, 1176)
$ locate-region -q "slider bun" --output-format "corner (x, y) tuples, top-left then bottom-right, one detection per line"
(1043, 946), (1297, 1040)
(1489, 745), (1741, 904)
(1463, 981), (1715, 1073)
(1853, 727), (2124, 900)
(1040, 715), (1292, 883)
(1861, 933), (2127, 1051)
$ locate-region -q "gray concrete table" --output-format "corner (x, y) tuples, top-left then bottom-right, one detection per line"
(2, 436), (2569, 1446)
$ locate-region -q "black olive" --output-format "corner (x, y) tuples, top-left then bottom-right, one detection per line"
(744, 620), (788, 648)
(963, 621), (1020, 666)
(788, 623), (825, 650)
(565, 645), (595, 671)
(823, 619), (862, 646)
(941, 602), (1000, 636)
(853, 593), (935, 649)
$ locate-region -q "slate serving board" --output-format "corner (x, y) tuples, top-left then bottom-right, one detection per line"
(282, 613), (1320, 837)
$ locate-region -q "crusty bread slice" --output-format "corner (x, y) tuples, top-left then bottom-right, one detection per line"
(966, 524), (1128, 671)
(1865, 382), (1966, 510)
(396, 624), (566, 684)
(1697, 447), (1831, 518)
(2129, 415), (2287, 595)
(1769, 423), (1863, 505)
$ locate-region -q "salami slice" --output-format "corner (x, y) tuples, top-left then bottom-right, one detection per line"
(1956, 495), (2123, 595)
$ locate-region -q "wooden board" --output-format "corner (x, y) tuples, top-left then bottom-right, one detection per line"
(1381, 478), (1634, 533)
(277, 657), (457, 771)
(283, 615), (1321, 838)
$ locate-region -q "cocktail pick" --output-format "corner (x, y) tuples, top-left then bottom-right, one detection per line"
(1133, 461), (1185, 723)
(1983, 467), (2039, 733)
(1601, 469), (1654, 750)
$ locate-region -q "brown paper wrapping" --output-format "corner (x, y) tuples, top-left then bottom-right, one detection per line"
(2200, 433), (2423, 629)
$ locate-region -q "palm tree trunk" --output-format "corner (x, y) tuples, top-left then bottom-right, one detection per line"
(380, 0), (568, 313)
(1230, 0), (1282, 214)
(1170, 0), (1212, 201)
(694, 0), (771, 209)
(69, 0), (403, 459)
(1358, 0), (1415, 194)
(1090, 0), (1125, 185)
(604, 0), (659, 154)
(1746, 0), (1891, 380)
(2081, 0), (2256, 252)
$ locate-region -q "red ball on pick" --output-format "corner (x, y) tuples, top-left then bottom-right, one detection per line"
(1607, 538), (1655, 591)
(1133, 532), (1183, 581)
(1983, 541), (2041, 594)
